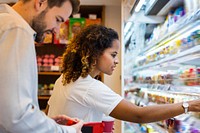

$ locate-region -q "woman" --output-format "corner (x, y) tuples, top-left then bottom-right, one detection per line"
(47, 24), (200, 123)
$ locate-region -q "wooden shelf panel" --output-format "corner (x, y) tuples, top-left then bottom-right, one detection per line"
(38, 72), (61, 75)
(38, 96), (50, 100)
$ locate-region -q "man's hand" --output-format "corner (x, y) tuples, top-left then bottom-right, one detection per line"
(51, 115), (72, 125)
(72, 120), (84, 133)
(51, 115), (83, 133)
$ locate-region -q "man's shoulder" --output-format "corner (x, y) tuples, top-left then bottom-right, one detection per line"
(0, 4), (20, 27)
(0, 4), (32, 33)
(0, 13), (24, 29)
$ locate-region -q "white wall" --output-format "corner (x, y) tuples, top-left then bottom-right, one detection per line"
(103, 3), (121, 97)
(103, 5), (122, 133)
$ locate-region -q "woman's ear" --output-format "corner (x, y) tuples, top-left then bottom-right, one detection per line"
(92, 60), (97, 66)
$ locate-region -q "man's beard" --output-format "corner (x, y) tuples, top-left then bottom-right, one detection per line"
(35, 32), (45, 43)
(31, 8), (48, 43)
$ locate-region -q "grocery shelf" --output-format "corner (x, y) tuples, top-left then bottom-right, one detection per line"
(124, 122), (167, 133)
(141, 9), (200, 55)
(123, 2), (200, 133)
(125, 83), (200, 98)
(141, 87), (200, 97)
(132, 45), (200, 72)
(38, 96), (50, 100)
(38, 71), (61, 75)
(147, 123), (167, 133)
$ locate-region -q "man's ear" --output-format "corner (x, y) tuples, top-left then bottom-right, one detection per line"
(34, 0), (47, 11)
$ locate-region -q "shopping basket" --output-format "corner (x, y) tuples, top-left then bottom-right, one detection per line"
(82, 122), (104, 133)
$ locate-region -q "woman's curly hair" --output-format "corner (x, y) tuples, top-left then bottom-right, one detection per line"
(61, 24), (119, 85)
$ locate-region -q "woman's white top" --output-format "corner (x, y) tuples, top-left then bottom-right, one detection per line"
(48, 75), (123, 122)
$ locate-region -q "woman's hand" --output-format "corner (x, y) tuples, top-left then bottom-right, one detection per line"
(188, 99), (200, 112)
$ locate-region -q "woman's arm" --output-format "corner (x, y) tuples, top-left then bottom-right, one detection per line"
(110, 99), (200, 123)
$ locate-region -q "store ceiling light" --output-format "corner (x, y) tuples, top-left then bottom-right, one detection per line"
(135, 0), (145, 12)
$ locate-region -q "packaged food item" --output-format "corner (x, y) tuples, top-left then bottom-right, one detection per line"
(59, 20), (69, 44)
(69, 18), (86, 39)
(43, 33), (53, 44)
(191, 30), (200, 46)
(43, 20), (70, 44)
(85, 18), (101, 26)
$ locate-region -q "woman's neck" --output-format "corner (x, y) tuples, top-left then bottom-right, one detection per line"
(89, 71), (100, 78)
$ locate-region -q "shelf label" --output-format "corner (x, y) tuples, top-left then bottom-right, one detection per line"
(51, 66), (60, 71)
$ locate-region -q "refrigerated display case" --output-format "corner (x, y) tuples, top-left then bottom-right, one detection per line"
(123, 0), (200, 132)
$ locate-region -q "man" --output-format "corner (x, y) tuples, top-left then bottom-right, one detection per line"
(0, 0), (83, 132)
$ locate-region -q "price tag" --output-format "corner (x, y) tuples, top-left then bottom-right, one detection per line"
(89, 14), (97, 20)
(73, 13), (80, 18)
(51, 66), (59, 71)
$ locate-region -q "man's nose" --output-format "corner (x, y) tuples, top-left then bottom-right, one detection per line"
(52, 27), (60, 34)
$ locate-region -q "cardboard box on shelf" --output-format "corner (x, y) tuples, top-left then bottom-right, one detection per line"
(69, 18), (86, 39)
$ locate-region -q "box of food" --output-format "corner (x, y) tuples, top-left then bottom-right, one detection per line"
(69, 18), (86, 39)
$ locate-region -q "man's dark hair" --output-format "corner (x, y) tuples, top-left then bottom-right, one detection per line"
(21, 0), (80, 14)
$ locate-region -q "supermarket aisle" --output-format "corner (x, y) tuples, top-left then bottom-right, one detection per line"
(123, 0), (200, 132)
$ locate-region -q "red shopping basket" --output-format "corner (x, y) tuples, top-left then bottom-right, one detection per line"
(81, 122), (104, 133)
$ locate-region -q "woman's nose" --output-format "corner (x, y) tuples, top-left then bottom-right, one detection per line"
(115, 57), (119, 64)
